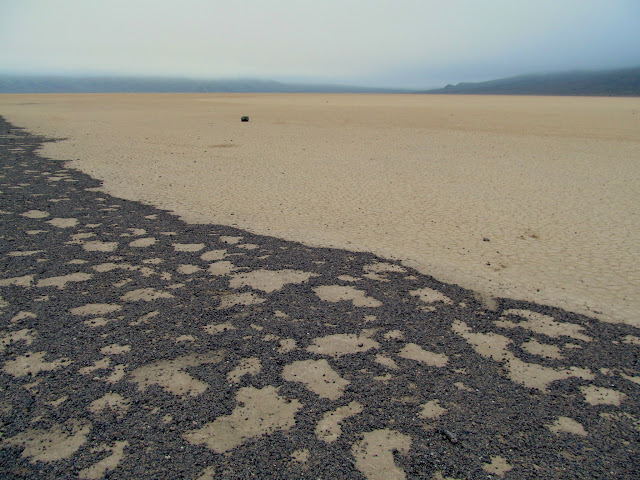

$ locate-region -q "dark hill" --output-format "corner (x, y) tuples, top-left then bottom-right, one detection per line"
(422, 66), (640, 96)
(0, 75), (408, 94)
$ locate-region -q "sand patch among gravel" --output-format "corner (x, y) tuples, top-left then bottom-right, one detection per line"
(88, 393), (131, 416)
(100, 344), (131, 355)
(78, 441), (128, 479)
(227, 357), (261, 382)
(10, 311), (36, 323)
(177, 264), (202, 274)
(3, 351), (70, 377)
(173, 243), (205, 252)
(399, 343), (448, 367)
(384, 330), (404, 340)
(47, 217), (78, 228)
(92, 262), (132, 273)
(522, 338), (563, 359)
(79, 358), (111, 375)
(70, 303), (122, 316)
(143, 257), (163, 265)
(453, 320), (593, 391)
(68, 232), (96, 243)
(314, 285), (382, 307)
(419, 400), (447, 419)
(21, 209), (49, 219)
(482, 456), (513, 477)
(7, 250), (43, 257)
(283, 359), (349, 400)
(217, 292), (264, 309)
(130, 352), (224, 397)
(82, 241), (118, 252)
(547, 416), (587, 436)
(230, 269), (317, 293)
(107, 364), (126, 383)
(278, 338), (297, 353)
(496, 309), (592, 342)
(183, 386), (300, 453)
(36, 272), (93, 289)
(129, 237), (156, 247)
(315, 401), (363, 443)
(0, 275), (34, 287)
(581, 386), (626, 406)
(4, 420), (90, 462)
(220, 236), (242, 244)
(622, 335), (640, 346)
(351, 429), (411, 480)
(432, 472), (462, 480)
(176, 334), (195, 342)
(208, 261), (237, 276)
(620, 372), (640, 386)
(121, 287), (173, 302)
(338, 275), (359, 282)
(200, 249), (227, 261)
(364, 262), (406, 274)
(374, 354), (399, 369)
(409, 287), (453, 305)
(203, 322), (236, 334)
(291, 448), (309, 463)
(195, 466), (217, 480)
(307, 333), (380, 357)
(0, 329), (34, 353)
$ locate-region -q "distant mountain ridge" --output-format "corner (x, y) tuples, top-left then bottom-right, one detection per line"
(1, 66), (639, 95)
(0, 75), (408, 94)
(422, 66), (640, 96)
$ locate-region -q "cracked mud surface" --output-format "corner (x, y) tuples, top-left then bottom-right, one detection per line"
(1, 118), (639, 478)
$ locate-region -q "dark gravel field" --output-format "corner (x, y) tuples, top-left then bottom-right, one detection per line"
(1, 117), (639, 479)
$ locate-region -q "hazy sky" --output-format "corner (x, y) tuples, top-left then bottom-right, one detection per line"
(1, 0), (639, 88)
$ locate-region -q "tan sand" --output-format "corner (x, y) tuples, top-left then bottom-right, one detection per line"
(1, 93), (639, 325)
(183, 386), (301, 454)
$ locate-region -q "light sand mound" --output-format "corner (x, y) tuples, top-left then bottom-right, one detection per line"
(2, 93), (639, 325)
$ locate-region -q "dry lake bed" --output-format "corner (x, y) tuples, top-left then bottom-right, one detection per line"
(0, 95), (639, 478)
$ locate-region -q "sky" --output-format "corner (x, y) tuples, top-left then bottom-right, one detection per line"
(1, 0), (639, 88)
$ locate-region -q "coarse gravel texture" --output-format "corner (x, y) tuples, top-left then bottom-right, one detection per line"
(0, 117), (639, 479)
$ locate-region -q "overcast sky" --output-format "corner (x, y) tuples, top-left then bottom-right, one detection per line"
(1, 0), (639, 88)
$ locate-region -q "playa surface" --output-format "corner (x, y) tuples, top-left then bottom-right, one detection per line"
(1, 118), (639, 479)
(1, 93), (639, 326)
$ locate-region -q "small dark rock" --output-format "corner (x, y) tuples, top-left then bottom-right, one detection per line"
(441, 429), (459, 444)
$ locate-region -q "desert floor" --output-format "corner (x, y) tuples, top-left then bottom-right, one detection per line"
(0, 96), (639, 479)
(1, 93), (638, 327)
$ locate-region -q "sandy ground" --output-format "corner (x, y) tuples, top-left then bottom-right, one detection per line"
(1, 119), (639, 478)
(1, 93), (639, 326)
